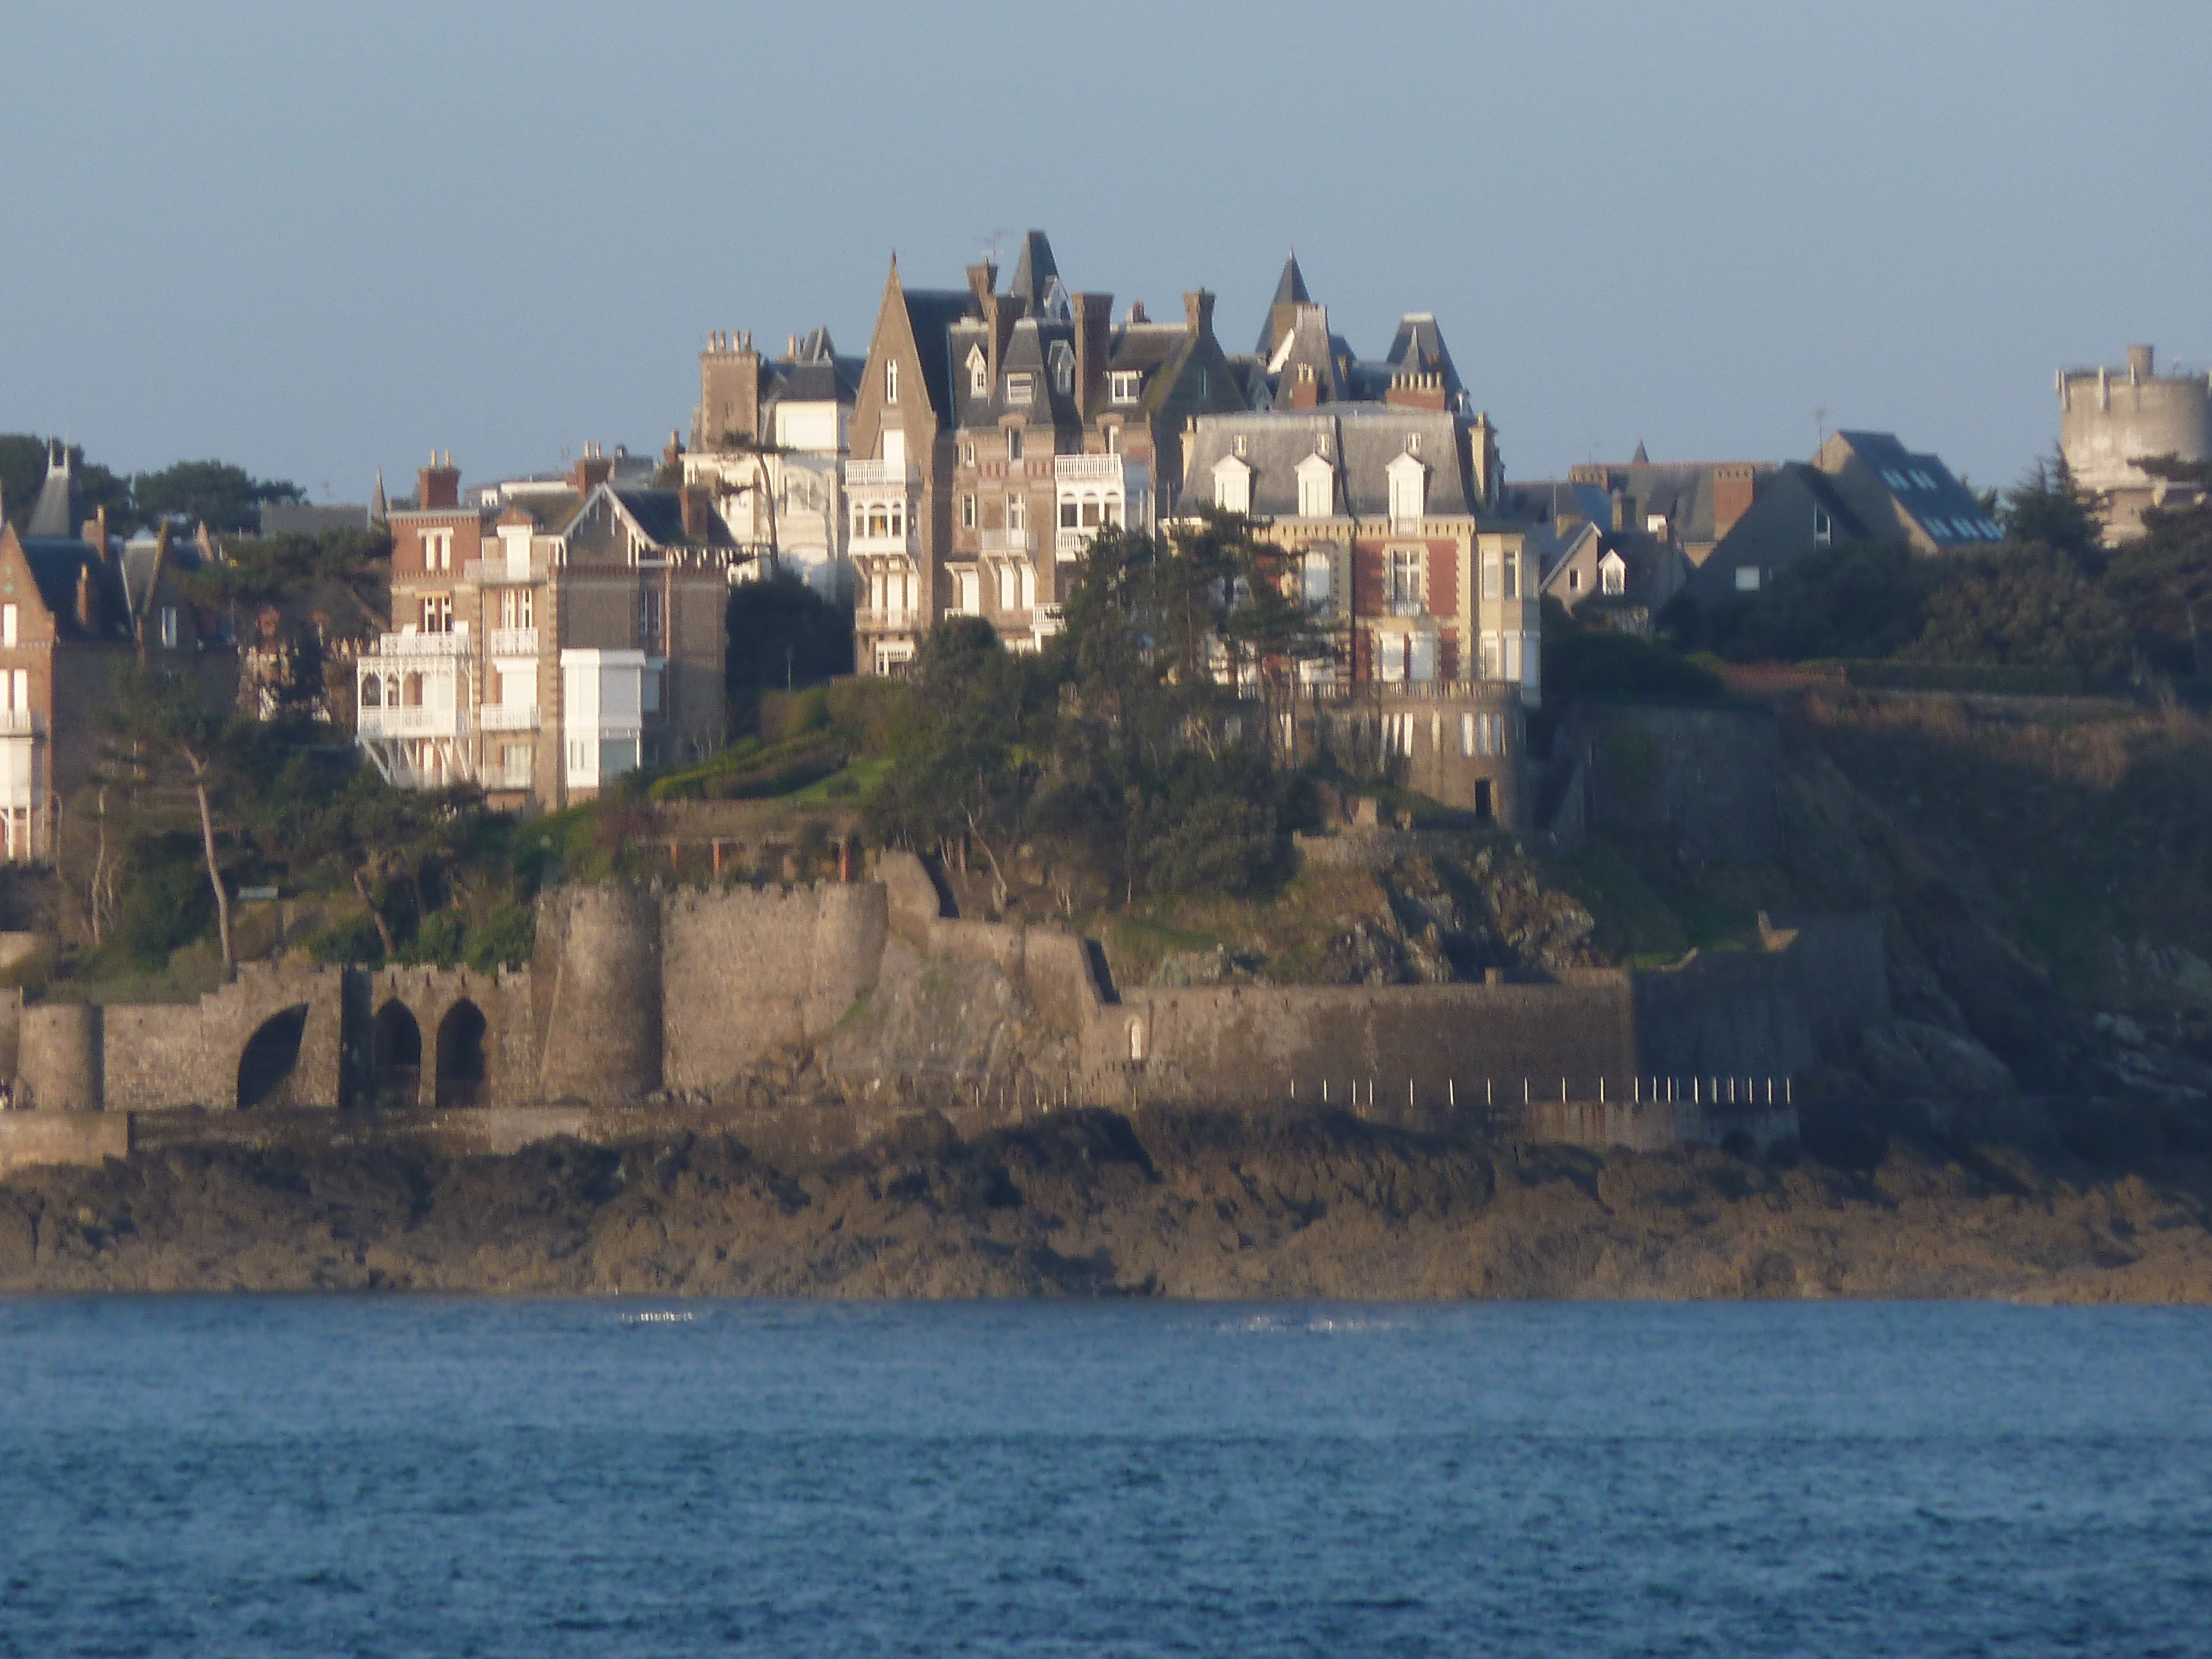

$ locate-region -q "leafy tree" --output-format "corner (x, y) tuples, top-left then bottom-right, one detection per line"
(2106, 463), (2212, 677)
(133, 459), (301, 532)
(1677, 541), (1931, 662)
(1544, 601), (1724, 700)
(102, 666), (242, 972)
(2001, 451), (2101, 559)
(1903, 545), (2128, 683)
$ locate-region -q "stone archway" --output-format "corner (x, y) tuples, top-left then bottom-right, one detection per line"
(374, 999), (422, 1109)
(435, 999), (488, 1109)
(236, 1003), (310, 1110)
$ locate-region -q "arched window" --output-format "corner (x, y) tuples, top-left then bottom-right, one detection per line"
(361, 675), (382, 708)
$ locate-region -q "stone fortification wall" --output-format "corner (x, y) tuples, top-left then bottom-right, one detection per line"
(99, 964), (347, 1113)
(532, 886), (663, 1104)
(1631, 950), (1819, 1082)
(19, 1003), (102, 1112)
(0, 1111), (130, 1174)
(1550, 701), (1780, 863)
(1091, 975), (1638, 1109)
(1526, 1097), (1798, 1154)
(660, 881), (887, 1094)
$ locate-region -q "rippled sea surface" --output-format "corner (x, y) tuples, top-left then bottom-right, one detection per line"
(2, 1300), (2208, 1656)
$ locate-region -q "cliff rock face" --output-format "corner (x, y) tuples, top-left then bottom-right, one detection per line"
(1, 1103), (2206, 1301)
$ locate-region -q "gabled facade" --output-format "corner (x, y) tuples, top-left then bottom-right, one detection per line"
(0, 444), (215, 862)
(359, 453), (729, 806)
(848, 231), (1246, 674)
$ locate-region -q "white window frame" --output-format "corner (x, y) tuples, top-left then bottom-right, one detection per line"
(1005, 372), (1034, 403)
(1110, 371), (1140, 404)
(884, 359), (899, 404)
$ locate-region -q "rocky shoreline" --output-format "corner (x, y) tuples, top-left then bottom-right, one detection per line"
(1, 1102), (2208, 1301)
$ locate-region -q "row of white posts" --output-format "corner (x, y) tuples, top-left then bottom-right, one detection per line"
(1286, 1077), (1796, 1108)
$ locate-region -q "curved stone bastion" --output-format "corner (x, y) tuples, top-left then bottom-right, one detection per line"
(0, 857), (1886, 1168)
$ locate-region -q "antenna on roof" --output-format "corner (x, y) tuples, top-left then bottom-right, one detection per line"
(1814, 407), (1828, 455)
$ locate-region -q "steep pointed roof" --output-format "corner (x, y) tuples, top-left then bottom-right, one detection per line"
(369, 468), (389, 525)
(27, 440), (75, 539)
(1383, 314), (1464, 403)
(1255, 252), (1313, 353)
(1006, 231), (1061, 311)
(1631, 440), (1650, 465)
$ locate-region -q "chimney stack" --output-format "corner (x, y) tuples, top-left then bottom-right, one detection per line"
(1385, 371), (1447, 411)
(1183, 289), (1216, 340)
(1072, 291), (1112, 419)
(419, 451), (461, 510)
(679, 484), (713, 543)
(2128, 343), (2154, 382)
(966, 262), (998, 302)
(1288, 363), (1320, 410)
(1713, 464), (1757, 538)
(572, 441), (616, 495)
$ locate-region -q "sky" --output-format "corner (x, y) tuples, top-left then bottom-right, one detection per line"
(3, 0), (2208, 503)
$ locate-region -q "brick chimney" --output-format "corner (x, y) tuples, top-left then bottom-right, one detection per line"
(418, 450), (460, 509)
(1287, 363), (1320, 410)
(75, 562), (95, 631)
(1611, 489), (1630, 532)
(1385, 372), (1447, 411)
(679, 484), (714, 543)
(1072, 291), (1112, 420)
(966, 261), (998, 302)
(1712, 463), (1757, 538)
(571, 441), (615, 495)
(1183, 289), (1216, 341)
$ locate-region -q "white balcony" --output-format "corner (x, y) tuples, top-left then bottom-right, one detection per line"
(374, 627), (471, 659)
(1054, 453), (1127, 484)
(478, 703), (540, 732)
(979, 528), (1034, 555)
(358, 703), (472, 740)
(846, 458), (918, 488)
(0, 709), (45, 737)
(850, 529), (917, 556)
(1055, 530), (1089, 561)
(487, 627), (539, 658)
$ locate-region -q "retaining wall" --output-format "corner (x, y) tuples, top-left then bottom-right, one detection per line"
(0, 1111), (130, 1175)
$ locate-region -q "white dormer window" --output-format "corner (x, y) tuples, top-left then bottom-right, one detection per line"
(1042, 275), (1071, 322)
(884, 359), (899, 404)
(1386, 451), (1426, 528)
(1110, 371), (1140, 404)
(967, 346), (987, 397)
(1051, 343), (1073, 395)
(1005, 372), (1034, 403)
(1600, 552), (1627, 596)
(1296, 451), (1335, 519)
(1212, 454), (1251, 515)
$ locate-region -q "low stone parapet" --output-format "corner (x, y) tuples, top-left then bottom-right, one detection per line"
(0, 1112), (131, 1176)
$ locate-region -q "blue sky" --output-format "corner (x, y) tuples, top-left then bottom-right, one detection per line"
(3, 0), (2206, 502)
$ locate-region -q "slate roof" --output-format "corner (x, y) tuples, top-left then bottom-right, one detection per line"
(118, 528), (205, 617)
(262, 503), (372, 536)
(1178, 406), (1481, 519)
(898, 287), (983, 419)
(1005, 231), (1067, 318)
(1823, 430), (2003, 545)
(608, 488), (739, 551)
(1383, 314), (1464, 404)
(27, 443), (74, 539)
(1254, 253), (1312, 352)
(765, 326), (863, 409)
(16, 536), (133, 642)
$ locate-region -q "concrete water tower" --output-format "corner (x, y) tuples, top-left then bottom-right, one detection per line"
(2057, 344), (2212, 541)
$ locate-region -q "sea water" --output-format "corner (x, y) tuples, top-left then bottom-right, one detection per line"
(0, 1298), (2206, 1656)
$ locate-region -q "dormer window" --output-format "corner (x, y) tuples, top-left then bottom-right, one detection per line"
(885, 359), (899, 404)
(1233, 434), (1248, 458)
(1110, 371), (1140, 404)
(1050, 343), (1073, 395)
(967, 346), (987, 397)
(1385, 451), (1427, 528)
(1406, 432), (1420, 455)
(1005, 372), (1034, 404)
(1212, 455), (1251, 515)
(1601, 553), (1626, 596)
(1296, 452), (1335, 519)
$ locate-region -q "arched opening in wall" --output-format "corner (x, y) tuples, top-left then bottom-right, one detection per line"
(374, 1000), (422, 1109)
(236, 1003), (310, 1110)
(435, 999), (488, 1109)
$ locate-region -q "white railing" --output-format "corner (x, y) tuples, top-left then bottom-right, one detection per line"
(478, 703), (540, 731)
(980, 528), (1034, 554)
(374, 627), (471, 658)
(358, 705), (471, 739)
(1054, 453), (1126, 483)
(0, 709), (44, 737)
(487, 627), (538, 658)
(845, 459), (917, 487)
(1055, 530), (1089, 561)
